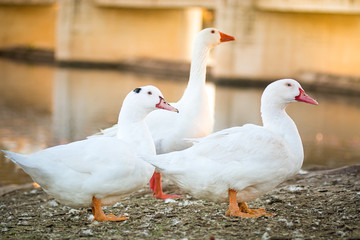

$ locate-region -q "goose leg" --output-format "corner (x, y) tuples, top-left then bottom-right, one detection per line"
(225, 189), (243, 217)
(225, 189), (273, 218)
(149, 172), (182, 199)
(91, 196), (128, 222)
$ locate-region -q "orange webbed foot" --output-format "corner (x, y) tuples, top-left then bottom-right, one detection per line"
(91, 196), (128, 222)
(238, 202), (275, 217)
(92, 213), (129, 222)
(225, 208), (264, 218)
(226, 190), (274, 218)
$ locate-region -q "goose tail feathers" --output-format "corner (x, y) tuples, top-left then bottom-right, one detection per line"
(2, 150), (35, 169)
(139, 153), (179, 174)
(139, 154), (166, 172)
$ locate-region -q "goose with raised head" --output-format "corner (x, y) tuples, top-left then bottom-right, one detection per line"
(90, 28), (235, 199)
(141, 79), (318, 217)
(3, 86), (178, 222)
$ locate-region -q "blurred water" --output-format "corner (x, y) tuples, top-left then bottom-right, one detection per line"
(0, 58), (359, 186)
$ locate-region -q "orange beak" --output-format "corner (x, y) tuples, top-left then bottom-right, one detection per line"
(219, 32), (235, 42)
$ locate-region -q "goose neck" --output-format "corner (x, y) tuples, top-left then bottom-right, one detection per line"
(261, 103), (287, 127)
(261, 103), (304, 163)
(117, 111), (145, 137)
(116, 110), (156, 155)
(182, 45), (210, 99)
(116, 104), (149, 139)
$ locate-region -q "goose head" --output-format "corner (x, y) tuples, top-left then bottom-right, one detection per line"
(196, 28), (235, 48)
(261, 79), (318, 110)
(121, 86), (178, 120)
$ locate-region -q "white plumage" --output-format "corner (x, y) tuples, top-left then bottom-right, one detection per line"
(3, 138), (152, 207)
(141, 79), (318, 217)
(3, 86), (178, 221)
(89, 28), (235, 199)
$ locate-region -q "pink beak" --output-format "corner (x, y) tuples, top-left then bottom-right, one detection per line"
(295, 88), (318, 105)
(219, 31), (235, 42)
(156, 97), (179, 113)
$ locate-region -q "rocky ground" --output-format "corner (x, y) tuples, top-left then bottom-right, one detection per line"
(0, 165), (359, 240)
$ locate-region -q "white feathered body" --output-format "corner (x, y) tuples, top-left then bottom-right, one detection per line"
(5, 137), (154, 207)
(144, 124), (302, 203)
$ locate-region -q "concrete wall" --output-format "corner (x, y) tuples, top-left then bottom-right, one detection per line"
(214, 0), (360, 79)
(0, 2), (56, 50)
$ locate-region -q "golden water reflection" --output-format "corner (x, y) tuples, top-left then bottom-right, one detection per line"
(0, 59), (359, 186)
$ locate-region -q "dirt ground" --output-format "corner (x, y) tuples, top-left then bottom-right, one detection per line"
(0, 165), (359, 240)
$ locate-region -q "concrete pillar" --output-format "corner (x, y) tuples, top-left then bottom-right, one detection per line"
(56, 0), (203, 63)
(214, 0), (262, 79)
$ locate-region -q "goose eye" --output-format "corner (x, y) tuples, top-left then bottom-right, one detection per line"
(211, 30), (215, 34)
(147, 91), (152, 95)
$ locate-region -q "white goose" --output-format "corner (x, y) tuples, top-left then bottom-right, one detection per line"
(91, 28), (235, 199)
(3, 86), (178, 222)
(141, 79), (318, 217)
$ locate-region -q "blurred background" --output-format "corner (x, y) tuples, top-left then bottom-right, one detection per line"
(0, 0), (359, 186)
